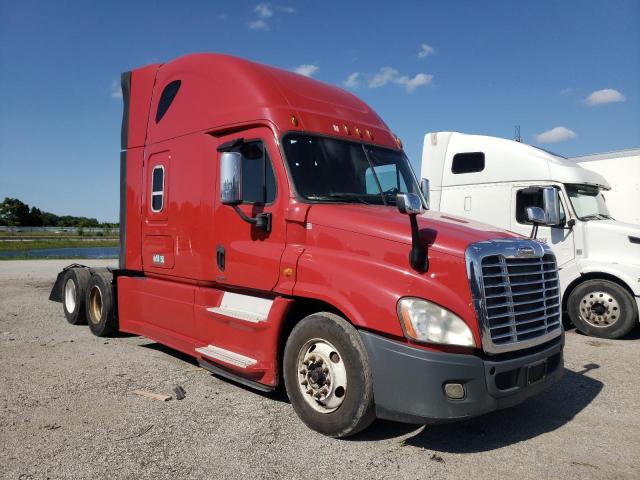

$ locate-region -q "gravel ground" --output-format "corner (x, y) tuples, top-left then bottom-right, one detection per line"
(1, 260), (639, 480)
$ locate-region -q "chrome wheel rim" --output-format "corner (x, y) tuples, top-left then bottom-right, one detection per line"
(88, 285), (103, 324)
(580, 291), (620, 327)
(296, 339), (347, 413)
(64, 279), (76, 313)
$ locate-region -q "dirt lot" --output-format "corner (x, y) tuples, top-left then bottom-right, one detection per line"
(1, 260), (639, 479)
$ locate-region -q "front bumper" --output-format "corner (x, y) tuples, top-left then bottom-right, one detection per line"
(359, 330), (564, 424)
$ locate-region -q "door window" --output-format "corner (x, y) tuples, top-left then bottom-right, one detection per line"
(516, 187), (565, 224)
(231, 141), (276, 204)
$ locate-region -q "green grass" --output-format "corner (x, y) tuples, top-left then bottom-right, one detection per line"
(0, 238), (119, 251)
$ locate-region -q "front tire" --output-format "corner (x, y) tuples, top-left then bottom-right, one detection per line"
(283, 312), (375, 438)
(85, 271), (118, 337)
(568, 279), (638, 339)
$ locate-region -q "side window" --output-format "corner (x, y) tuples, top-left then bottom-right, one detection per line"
(155, 80), (181, 123)
(238, 141), (276, 204)
(365, 164), (408, 194)
(151, 166), (164, 212)
(452, 152), (485, 174)
(516, 188), (566, 224)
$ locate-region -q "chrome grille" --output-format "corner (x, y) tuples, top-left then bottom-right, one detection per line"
(481, 254), (561, 345)
(466, 239), (563, 354)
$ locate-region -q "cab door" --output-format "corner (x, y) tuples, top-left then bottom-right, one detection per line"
(510, 185), (575, 266)
(212, 127), (286, 291)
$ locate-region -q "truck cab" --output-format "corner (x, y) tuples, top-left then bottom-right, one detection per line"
(422, 131), (640, 339)
(51, 56), (564, 437)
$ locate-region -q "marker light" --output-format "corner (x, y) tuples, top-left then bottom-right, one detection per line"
(397, 298), (475, 347)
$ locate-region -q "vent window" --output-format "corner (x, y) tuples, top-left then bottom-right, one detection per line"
(155, 80), (181, 123)
(151, 166), (164, 212)
(452, 152), (485, 174)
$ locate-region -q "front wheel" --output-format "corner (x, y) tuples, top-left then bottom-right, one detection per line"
(567, 279), (638, 339)
(283, 312), (375, 438)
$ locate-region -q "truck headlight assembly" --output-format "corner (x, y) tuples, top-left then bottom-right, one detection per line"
(397, 297), (475, 347)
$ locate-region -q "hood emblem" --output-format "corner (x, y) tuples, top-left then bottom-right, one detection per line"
(516, 247), (536, 258)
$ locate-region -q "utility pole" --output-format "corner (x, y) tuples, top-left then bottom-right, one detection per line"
(514, 125), (522, 143)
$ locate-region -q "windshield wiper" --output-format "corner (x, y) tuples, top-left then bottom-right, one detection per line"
(306, 193), (373, 205)
(580, 214), (602, 221)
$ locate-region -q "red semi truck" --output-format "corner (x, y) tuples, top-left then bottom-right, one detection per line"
(50, 53), (564, 437)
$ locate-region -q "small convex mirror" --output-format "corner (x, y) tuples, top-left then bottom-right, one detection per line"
(220, 151), (243, 205)
(526, 206), (547, 224)
(397, 193), (424, 215)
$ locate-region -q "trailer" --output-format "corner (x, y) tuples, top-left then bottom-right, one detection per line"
(51, 55), (564, 437)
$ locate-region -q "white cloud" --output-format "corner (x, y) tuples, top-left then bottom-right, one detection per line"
(585, 88), (626, 106)
(255, 3), (273, 17)
(248, 19), (269, 30)
(369, 67), (399, 88)
(368, 67), (432, 92)
(559, 87), (573, 96)
(534, 126), (576, 144)
(396, 73), (433, 92)
(418, 43), (435, 58)
(248, 4), (294, 31)
(292, 64), (319, 77)
(343, 72), (360, 89)
(110, 79), (122, 99)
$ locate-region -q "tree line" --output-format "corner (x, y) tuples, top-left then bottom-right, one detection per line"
(0, 197), (118, 228)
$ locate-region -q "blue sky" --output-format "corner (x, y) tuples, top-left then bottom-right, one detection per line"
(1, 0), (638, 222)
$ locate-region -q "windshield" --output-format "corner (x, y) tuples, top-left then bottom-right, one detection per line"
(282, 133), (423, 206)
(565, 184), (612, 220)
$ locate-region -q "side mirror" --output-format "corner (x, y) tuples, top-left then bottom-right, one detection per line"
(526, 206), (547, 224)
(420, 178), (430, 206)
(396, 193), (427, 273)
(220, 152), (243, 205)
(397, 193), (424, 215)
(542, 187), (561, 226)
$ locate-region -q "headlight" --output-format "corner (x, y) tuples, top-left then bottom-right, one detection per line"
(397, 297), (475, 347)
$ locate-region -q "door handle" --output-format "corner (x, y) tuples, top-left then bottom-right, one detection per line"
(216, 245), (225, 271)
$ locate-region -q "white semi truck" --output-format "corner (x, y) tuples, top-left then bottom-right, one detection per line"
(572, 149), (640, 226)
(420, 131), (640, 339)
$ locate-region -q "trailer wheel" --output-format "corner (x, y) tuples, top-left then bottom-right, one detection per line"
(62, 268), (90, 325)
(85, 271), (118, 337)
(283, 312), (375, 438)
(568, 279), (638, 339)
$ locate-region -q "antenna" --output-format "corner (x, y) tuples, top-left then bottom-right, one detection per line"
(514, 125), (522, 143)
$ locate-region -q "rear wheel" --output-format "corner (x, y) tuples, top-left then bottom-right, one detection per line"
(568, 279), (638, 339)
(62, 268), (90, 325)
(85, 271), (118, 337)
(283, 312), (375, 438)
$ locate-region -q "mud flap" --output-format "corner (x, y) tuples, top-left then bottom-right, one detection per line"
(49, 264), (90, 302)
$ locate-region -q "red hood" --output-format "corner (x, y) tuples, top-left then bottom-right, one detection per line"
(307, 204), (517, 257)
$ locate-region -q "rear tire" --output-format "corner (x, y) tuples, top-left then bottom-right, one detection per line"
(62, 268), (90, 325)
(85, 271), (118, 337)
(568, 279), (638, 339)
(283, 312), (375, 438)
